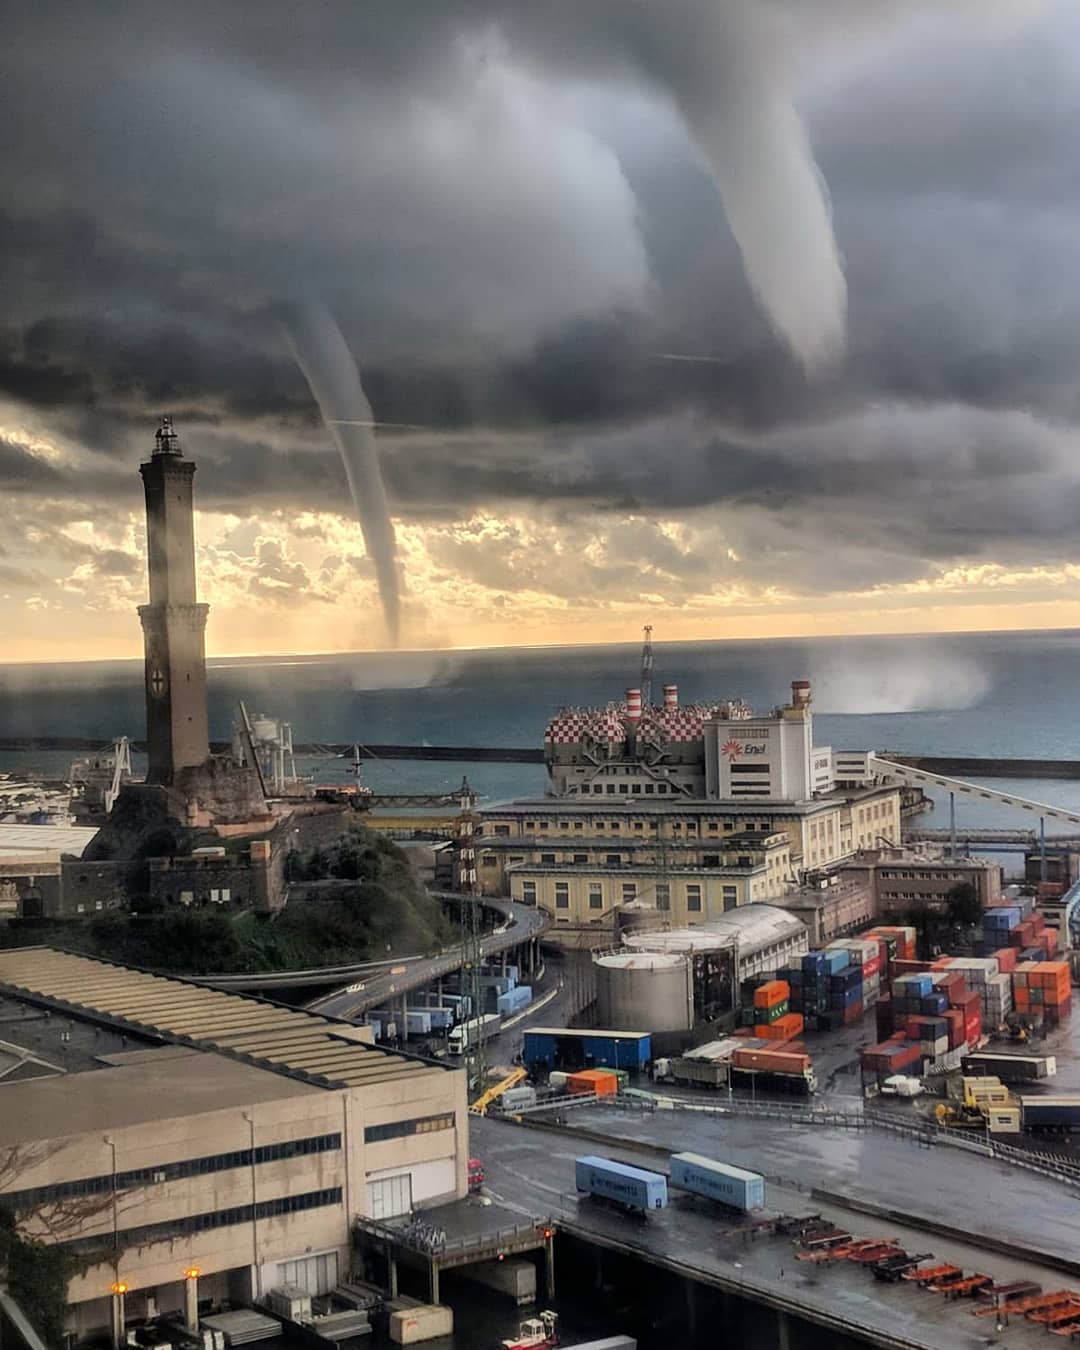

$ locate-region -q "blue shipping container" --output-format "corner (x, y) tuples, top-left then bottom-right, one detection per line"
(669, 1153), (765, 1212)
(523, 1029), (651, 1072)
(823, 949), (850, 974)
(575, 1155), (668, 1213)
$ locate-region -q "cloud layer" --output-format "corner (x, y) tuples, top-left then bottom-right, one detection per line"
(2, 1), (1079, 655)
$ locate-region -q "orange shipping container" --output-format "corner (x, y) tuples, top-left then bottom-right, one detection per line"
(733, 1048), (810, 1074)
(754, 980), (790, 1010)
(566, 1069), (618, 1097)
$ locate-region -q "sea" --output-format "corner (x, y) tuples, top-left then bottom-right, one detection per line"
(4, 628), (1080, 848)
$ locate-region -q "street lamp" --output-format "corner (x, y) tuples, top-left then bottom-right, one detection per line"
(184, 1266), (201, 1333)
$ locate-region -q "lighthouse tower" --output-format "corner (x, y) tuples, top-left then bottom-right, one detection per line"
(137, 417), (211, 784)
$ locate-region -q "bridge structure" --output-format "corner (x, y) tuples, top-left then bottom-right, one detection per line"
(192, 893), (551, 1016)
(872, 754), (1080, 888)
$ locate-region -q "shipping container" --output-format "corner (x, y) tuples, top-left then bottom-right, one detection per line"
(567, 1069), (619, 1097)
(962, 1053), (1056, 1082)
(1020, 1097), (1080, 1132)
(405, 1010), (433, 1037)
(500, 1085), (538, 1111)
(574, 1155), (668, 1214)
(669, 1152), (765, 1212)
(523, 1028), (651, 1073)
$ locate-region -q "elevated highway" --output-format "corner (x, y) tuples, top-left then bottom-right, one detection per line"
(190, 894), (550, 1013)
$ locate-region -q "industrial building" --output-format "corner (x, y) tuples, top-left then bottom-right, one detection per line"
(0, 948), (467, 1343)
(480, 670), (902, 945)
(591, 904), (809, 1027)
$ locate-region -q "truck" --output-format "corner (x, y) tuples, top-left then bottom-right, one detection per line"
(668, 1152), (765, 1212)
(961, 1052), (1056, 1083)
(448, 1013), (502, 1056)
(1020, 1095), (1080, 1132)
(523, 1028), (651, 1074)
(574, 1155), (667, 1216)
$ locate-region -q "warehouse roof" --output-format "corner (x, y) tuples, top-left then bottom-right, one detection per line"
(624, 903), (807, 957)
(0, 1046), (320, 1146)
(0, 823), (98, 858)
(0, 948), (446, 1091)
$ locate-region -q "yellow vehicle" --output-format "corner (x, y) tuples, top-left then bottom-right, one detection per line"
(470, 1067), (527, 1115)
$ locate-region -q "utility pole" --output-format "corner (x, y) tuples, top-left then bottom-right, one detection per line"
(456, 780), (486, 1095)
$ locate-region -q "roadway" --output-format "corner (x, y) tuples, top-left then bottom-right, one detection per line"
(305, 897), (550, 1020)
(472, 1113), (1076, 1350)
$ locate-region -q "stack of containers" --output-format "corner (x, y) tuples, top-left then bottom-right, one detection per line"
(1015, 960), (1072, 1025)
(829, 962), (864, 1028)
(904, 1013), (949, 1063)
(823, 938), (882, 1009)
(799, 951), (830, 1027)
(753, 980), (804, 1040)
(944, 957), (1003, 1029)
(862, 1032), (922, 1079)
(864, 925), (918, 963)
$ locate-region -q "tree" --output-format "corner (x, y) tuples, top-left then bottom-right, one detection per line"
(946, 881), (982, 928)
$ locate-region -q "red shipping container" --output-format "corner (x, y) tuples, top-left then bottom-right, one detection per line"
(1038, 929), (1058, 955)
(993, 948), (1017, 974)
(843, 1000), (864, 1025)
(944, 1008), (965, 1050)
(964, 1009), (982, 1044)
(892, 959), (932, 978)
(861, 956), (882, 980)
(1031, 911), (1046, 934)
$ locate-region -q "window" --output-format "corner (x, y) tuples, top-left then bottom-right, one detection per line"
(703, 854), (720, 868)
(574, 821), (585, 829)
(634, 821), (645, 831)
(494, 825), (510, 836)
(589, 885), (603, 910)
(656, 883), (670, 912)
(722, 884), (738, 911)
(522, 881), (537, 903)
(631, 784), (641, 794)
(621, 882), (636, 902)
(609, 822), (620, 831)
(555, 882), (570, 908)
(539, 821), (549, 831)
(606, 784), (616, 794)
(686, 884), (702, 912)
(605, 854), (622, 867)
(365, 1114), (454, 1143)
(573, 853), (588, 864)
(525, 821), (536, 830)
(645, 784), (654, 794)
(481, 854), (497, 867)
(540, 852), (556, 864)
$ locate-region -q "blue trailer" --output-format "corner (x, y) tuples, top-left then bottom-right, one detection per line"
(523, 1028), (651, 1074)
(669, 1152), (765, 1212)
(574, 1155), (667, 1215)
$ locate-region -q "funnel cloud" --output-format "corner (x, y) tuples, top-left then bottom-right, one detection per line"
(282, 302), (401, 644)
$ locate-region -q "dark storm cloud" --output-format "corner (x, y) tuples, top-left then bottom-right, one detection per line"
(1, 0), (1075, 596)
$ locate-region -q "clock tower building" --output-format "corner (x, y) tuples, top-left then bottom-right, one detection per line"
(137, 417), (211, 784)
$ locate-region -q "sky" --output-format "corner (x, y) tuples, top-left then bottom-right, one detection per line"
(4, 1), (1080, 661)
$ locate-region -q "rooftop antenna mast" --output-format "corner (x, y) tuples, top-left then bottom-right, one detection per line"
(640, 624), (654, 708)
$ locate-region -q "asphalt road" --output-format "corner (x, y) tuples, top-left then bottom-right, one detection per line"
(471, 1114), (1073, 1350)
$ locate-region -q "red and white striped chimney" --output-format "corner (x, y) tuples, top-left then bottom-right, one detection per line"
(663, 683), (679, 709)
(791, 680), (812, 709)
(625, 688), (642, 722)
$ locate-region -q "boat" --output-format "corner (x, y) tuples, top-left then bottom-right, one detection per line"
(503, 1310), (558, 1350)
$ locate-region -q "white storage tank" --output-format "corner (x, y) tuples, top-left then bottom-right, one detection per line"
(594, 952), (694, 1032)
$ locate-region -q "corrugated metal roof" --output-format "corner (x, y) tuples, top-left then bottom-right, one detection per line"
(0, 947), (438, 1090)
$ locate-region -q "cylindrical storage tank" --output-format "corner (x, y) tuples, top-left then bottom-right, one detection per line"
(252, 716), (279, 741)
(595, 952), (694, 1032)
(624, 688), (642, 722)
(663, 684), (679, 709)
(616, 901), (668, 942)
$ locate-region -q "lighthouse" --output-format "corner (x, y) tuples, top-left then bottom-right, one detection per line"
(137, 417), (211, 784)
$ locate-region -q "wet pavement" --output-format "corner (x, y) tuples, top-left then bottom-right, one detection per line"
(472, 1113), (1078, 1350)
